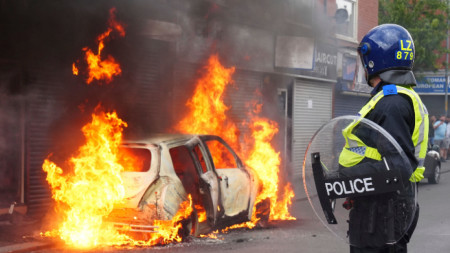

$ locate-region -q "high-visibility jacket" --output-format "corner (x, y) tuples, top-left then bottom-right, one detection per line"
(339, 84), (429, 182)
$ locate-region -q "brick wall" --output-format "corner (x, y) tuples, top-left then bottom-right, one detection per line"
(358, 0), (379, 41)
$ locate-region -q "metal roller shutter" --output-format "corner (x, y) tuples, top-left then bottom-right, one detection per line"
(420, 95), (445, 117)
(172, 61), (200, 123)
(333, 92), (368, 118)
(128, 39), (172, 133)
(292, 79), (332, 177)
(225, 70), (262, 139)
(26, 71), (65, 217)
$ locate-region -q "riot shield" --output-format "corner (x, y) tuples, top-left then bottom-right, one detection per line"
(303, 115), (417, 248)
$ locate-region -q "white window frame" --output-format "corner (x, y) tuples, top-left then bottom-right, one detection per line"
(335, 0), (358, 43)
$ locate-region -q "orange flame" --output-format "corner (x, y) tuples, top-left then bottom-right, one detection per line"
(195, 204), (207, 222)
(72, 63), (79, 76)
(42, 107), (128, 248)
(244, 103), (295, 221)
(175, 54), (295, 228)
(73, 7), (125, 84)
(151, 195), (193, 244)
(200, 230), (220, 239)
(174, 54), (241, 166)
(42, 107), (195, 248)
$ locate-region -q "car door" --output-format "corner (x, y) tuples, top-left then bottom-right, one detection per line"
(186, 138), (222, 226)
(200, 135), (252, 218)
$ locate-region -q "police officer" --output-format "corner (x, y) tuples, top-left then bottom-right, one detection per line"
(338, 24), (429, 253)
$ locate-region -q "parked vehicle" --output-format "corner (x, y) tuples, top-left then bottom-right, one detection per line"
(423, 144), (441, 184)
(107, 134), (261, 237)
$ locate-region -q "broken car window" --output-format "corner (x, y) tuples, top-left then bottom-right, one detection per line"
(169, 145), (199, 196)
(117, 147), (152, 172)
(193, 144), (208, 173)
(204, 139), (237, 169)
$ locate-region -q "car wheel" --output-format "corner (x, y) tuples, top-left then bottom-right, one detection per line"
(178, 209), (200, 239)
(428, 163), (440, 184)
(190, 209), (200, 237)
(255, 198), (271, 227)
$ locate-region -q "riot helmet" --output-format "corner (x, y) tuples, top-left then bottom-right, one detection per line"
(357, 24), (415, 84)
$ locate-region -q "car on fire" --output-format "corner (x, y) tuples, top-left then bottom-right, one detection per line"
(107, 134), (261, 238)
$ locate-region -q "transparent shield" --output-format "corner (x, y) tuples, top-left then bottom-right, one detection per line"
(303, 116), (417, 247)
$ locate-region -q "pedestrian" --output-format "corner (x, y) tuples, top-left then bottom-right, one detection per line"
(445, 115), (450, 160)
(433, 115), (446, 162)
(338, 24), (428, 253)
(429, 115), (436, 146)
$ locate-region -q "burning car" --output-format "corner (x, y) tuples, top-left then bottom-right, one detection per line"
(107, 134), (261, 238)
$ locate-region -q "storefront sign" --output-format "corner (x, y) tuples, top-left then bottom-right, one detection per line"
(311, 43), (338, 80)
(274, 38), (337, 81)
(275, 35), (315, 70)
(415, 76), (450, 94)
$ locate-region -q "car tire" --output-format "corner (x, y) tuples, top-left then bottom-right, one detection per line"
(190, 209), (200, 237)
(428, 163), (440, 184)
(255, 198), (271, 227)
(178, 209), (200, 239)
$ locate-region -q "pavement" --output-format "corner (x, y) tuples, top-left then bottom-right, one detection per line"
(0, 211), (50, 253)
(1, 162), (449, 253)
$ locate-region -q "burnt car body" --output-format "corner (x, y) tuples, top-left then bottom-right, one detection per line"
(107, 134), (260, 236)
(423, 144), (441, 184)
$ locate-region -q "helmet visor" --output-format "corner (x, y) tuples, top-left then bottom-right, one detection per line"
(353, 54), (368, 86)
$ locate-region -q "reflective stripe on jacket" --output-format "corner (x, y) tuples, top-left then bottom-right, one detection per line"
(339, 84), (429, 182)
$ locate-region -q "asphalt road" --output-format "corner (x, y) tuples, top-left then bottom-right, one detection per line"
(30, 171), (449, 253)
(409, 170), (450, 253)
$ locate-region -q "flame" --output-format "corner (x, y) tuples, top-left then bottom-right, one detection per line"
(151, 195), (193, 244)
(244, 103), (296, 221)
(175, 54), (295, 228)
(200, 230), (220, 239)
(175, 54), (239, 150)
(195, 204), (207, 222)
(72, 63), (79, 76)
(42, 107), (128, 248)
(42, 106), (195, 248)
(73, 7), (125, 84)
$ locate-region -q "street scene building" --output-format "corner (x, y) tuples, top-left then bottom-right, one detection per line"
(0, 1), (450, 252)
(0, 0), (381, 218)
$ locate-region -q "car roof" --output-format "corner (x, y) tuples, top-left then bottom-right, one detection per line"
(122, 133), (198, 146)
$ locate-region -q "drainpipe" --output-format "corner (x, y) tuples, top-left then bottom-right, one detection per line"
(446, 0), (449, 116)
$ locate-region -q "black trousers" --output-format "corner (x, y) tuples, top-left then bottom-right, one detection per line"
(349, 204), (420, 253)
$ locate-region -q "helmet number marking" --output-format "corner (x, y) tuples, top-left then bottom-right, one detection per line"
(395, 40), (414, 61)
(400, 40), (413, 51)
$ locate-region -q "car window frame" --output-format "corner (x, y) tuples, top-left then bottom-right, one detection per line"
(199, 135), (244, 170)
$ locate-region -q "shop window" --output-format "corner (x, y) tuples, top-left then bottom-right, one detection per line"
(336, 0), (357, 40)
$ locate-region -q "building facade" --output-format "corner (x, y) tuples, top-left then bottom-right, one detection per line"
(0, 0), (380, 216)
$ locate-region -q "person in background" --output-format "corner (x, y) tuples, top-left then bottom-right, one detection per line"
(446, 115), (450, 160)
(429, 115), (436, 146)
(433, 115), (447, 162)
